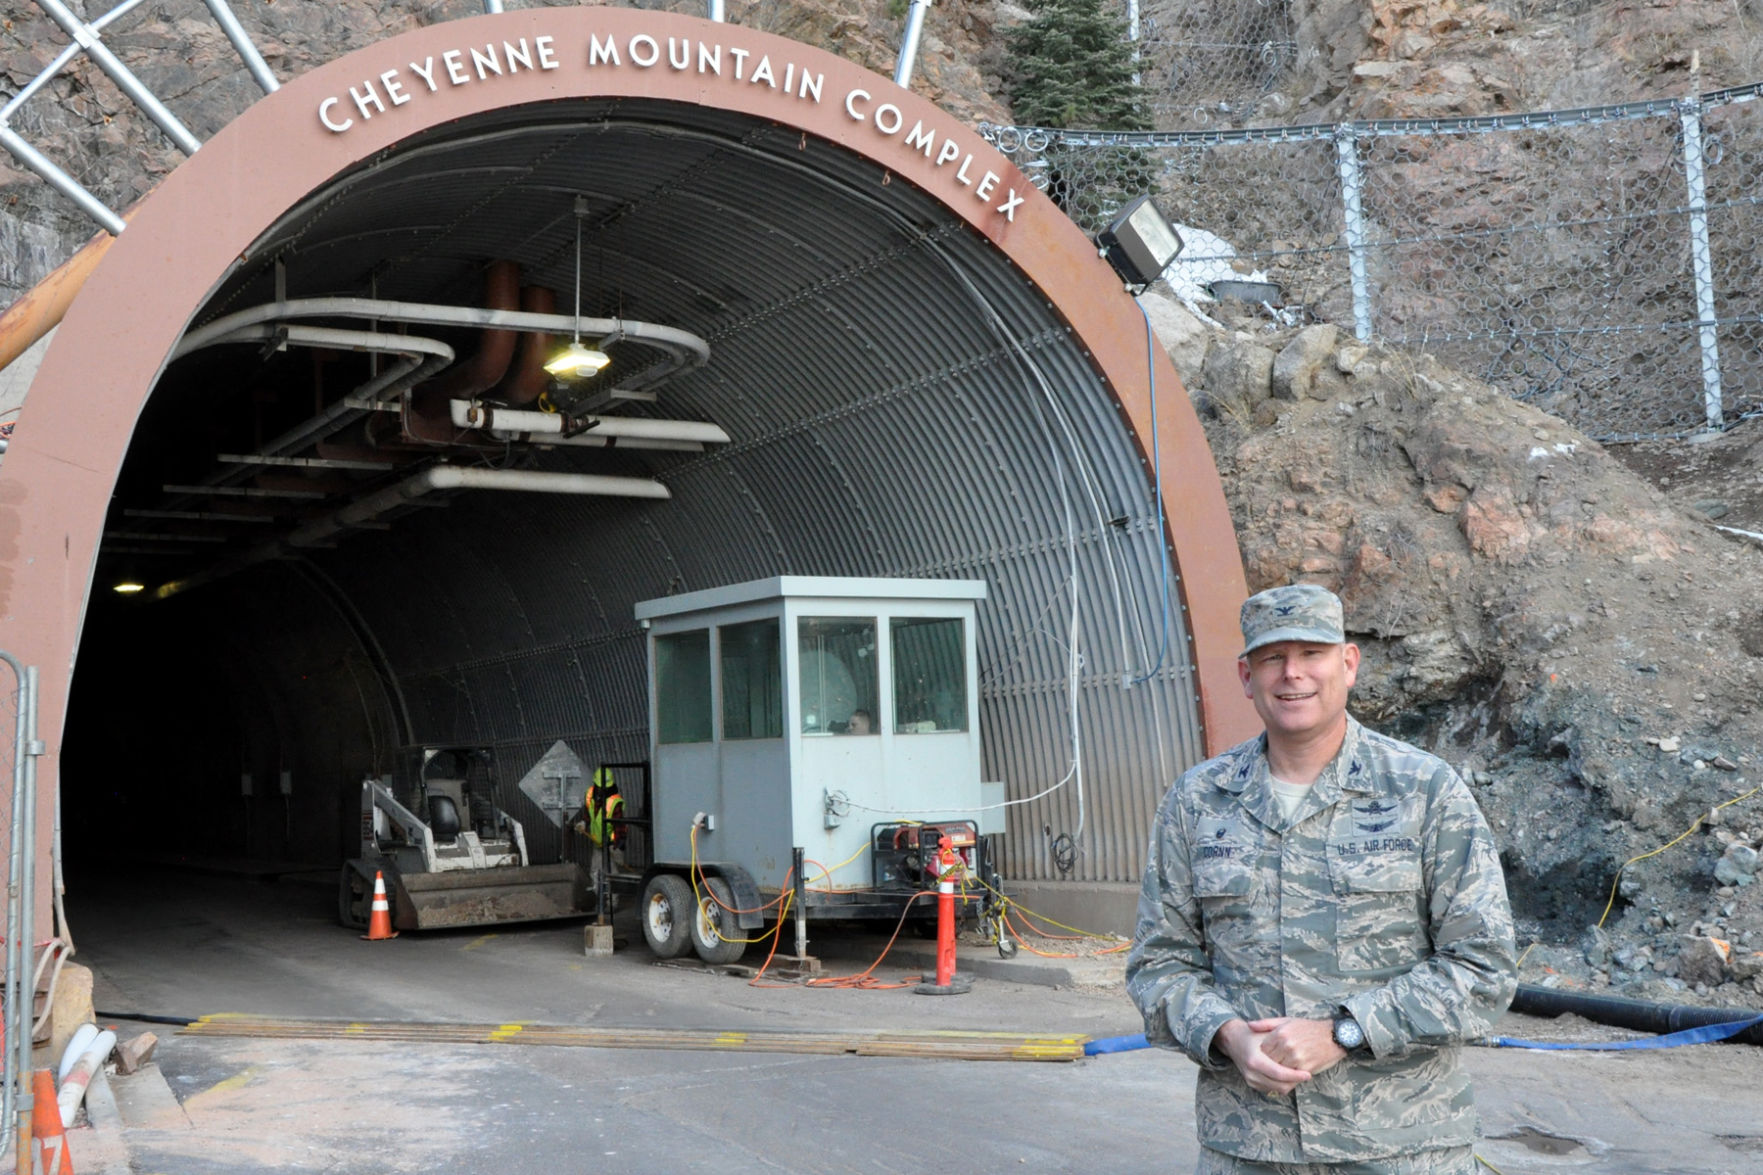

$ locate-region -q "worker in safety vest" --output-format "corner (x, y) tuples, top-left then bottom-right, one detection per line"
(573, 767), (625, 868)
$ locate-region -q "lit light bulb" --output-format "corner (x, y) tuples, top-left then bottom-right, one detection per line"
(543, 341), (611, 379)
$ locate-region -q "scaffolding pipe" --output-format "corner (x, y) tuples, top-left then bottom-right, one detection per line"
(893, 0), (932, 87)
(200, 0), (280, 93)
(35, 0), (202, 155)
(0, 126), (126, 236)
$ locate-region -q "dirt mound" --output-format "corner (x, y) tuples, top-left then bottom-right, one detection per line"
(1145, 288), (1763, 1006)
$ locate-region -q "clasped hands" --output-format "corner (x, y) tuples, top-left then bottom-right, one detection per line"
(1215, 1017), (1348, 1096)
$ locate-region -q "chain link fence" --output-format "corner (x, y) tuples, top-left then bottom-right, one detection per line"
(984, 83), (1763, 441)
(1133, 0), (1297, 121)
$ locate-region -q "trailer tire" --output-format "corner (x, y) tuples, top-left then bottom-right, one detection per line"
(690, 876), (747, 966)
(641, 873), (694, 959)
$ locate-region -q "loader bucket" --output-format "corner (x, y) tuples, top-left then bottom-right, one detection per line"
(363, 863), (590, 931)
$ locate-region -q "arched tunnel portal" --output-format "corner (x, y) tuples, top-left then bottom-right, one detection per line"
(0, 8), (1254, 934)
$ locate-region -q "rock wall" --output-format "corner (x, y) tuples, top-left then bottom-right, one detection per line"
(1148, 287), (1763, 1001)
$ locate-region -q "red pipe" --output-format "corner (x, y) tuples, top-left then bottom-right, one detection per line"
(487, 285), (557, 406)
(403, 259), (521, 443)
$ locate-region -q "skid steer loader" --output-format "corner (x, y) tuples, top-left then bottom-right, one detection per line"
(338, 745), (590, 932)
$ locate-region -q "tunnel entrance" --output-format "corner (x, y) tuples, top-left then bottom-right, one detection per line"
(12, 10), (1252, 943)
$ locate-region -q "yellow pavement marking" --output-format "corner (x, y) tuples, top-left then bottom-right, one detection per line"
(181, 1016), (1087, 1062)
(185, 1064), (262, 1107)
(462, 934), (498, 951)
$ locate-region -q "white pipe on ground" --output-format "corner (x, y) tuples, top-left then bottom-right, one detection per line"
(448, 400), (729, 444)
(57, 1027), (116, 1128)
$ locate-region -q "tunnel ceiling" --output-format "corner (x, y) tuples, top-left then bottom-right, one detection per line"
(85, 90), (1208, 884)
(109, 96), (1075, 592)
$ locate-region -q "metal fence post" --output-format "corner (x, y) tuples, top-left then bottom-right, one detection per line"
(1678, 96), (1724, 432)
(0, 654), (37, 1164)
(1334, 123), (1374, 343)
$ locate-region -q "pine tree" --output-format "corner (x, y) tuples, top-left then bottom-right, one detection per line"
(1005, 0), (1149, 132)
(1003, 0), (1153, 228)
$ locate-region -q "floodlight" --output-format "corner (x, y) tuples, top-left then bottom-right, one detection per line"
(1098, 196), (1184, 289)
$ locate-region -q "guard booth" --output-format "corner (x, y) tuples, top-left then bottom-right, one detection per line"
(632, 576), (1001, 957)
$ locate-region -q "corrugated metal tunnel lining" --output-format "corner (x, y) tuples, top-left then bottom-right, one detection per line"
(82, 96), (1204, 892)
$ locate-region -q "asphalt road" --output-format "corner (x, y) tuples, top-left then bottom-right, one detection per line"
(58, 865), (1763, 1174)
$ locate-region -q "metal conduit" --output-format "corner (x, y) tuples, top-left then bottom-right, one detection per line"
(286, 466), (671, 550)
(174, 299), (711, 387)
(157, 467), (671, 600)
(188, 325), (456, 461)
(448, 401), (730, 444)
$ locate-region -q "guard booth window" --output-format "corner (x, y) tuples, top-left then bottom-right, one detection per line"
(893, 617), (967, 733)
(656, 629), (712, 744)
(798, 618), (877, 734)
(720, 618), (782, 740)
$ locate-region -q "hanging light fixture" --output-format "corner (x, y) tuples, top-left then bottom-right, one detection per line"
(545, 195), (612, 380)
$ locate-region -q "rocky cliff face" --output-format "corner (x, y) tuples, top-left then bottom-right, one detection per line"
(1285, 0), (1760, 120)
(1148, 286), (1763, 1001)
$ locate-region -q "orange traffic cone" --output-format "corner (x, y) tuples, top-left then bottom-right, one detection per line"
(32, 1067), (73, 1174)
(362, 871), (399, 941)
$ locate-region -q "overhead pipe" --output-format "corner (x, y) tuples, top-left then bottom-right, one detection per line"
(487, 286), (557, 406)
(156, 465), (672, 600)
(286, 465), (670, 548)
(528, 435), (702, 452)
(448, 400), (730, 445)
(414, 262), (522, 401)
(406, 261), (523, 443)
(172, 297), (711, 391)
(186, 324), (455, 461)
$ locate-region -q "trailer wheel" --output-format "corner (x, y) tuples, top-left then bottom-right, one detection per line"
(337, 867), (368, 931)
(641, 873), (694, 959)
(690, 876), (747, 966)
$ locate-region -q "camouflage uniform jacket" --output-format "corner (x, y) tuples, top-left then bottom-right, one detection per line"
(1125, 717), (1516, 1163)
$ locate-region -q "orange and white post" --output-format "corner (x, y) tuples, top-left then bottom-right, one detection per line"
(914, 834), (973, 995)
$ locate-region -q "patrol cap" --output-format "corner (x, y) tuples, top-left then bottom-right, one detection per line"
(1239, 583), (1345, 656)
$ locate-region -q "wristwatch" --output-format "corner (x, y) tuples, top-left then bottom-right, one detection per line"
(1331, 1011), (1366, 1053)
